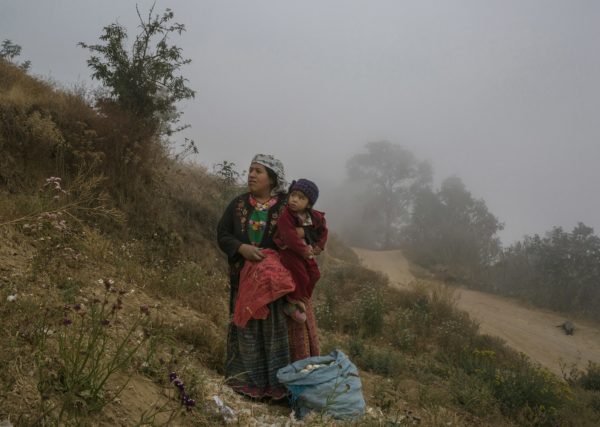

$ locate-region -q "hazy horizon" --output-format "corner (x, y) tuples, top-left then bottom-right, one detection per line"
(3, 0), (599, 245)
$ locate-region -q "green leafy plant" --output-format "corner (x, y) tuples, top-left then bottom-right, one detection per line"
(78, 5), (195, 136)
(580, 361), (600, 391)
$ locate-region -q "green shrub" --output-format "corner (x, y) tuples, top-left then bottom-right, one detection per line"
(491, 361), (569, 424)
(387, 309), (416, 351)
(359, 286), (385, 337)
(580, 362), (600, 391)
(347, 337), (404, 376)
(449, 369), (496, 416)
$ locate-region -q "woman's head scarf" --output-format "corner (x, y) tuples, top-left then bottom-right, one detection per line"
(251, 154), (288, 196)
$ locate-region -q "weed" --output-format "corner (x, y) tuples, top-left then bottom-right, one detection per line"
(35, 279), (152, 420)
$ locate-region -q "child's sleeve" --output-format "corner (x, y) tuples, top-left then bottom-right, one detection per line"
(276, 209), (311, 257)
(316, 214), (329, 250)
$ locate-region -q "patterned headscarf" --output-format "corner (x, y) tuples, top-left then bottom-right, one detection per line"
(251, 153), (288, 196)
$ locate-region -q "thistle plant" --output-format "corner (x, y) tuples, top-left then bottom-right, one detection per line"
(37, 278), (152, 416)
(168, 371), (197, 410)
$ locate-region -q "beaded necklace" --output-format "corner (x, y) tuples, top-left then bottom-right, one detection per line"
(247, 195), (277, 245)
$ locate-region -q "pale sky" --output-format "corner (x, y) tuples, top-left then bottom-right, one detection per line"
(2, 0), (599, 244)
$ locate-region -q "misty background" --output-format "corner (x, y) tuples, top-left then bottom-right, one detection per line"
(2, 0), (599, 244)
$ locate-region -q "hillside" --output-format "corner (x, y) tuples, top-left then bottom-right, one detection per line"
(1, 60), (600, 426)
(353, 248), (600, 376)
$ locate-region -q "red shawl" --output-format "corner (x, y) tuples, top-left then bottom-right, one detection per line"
(233, 249), (296, 328)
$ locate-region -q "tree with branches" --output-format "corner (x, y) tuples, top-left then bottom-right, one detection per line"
(79, 5), (195, 137)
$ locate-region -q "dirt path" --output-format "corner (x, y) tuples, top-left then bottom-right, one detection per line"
(353, 248), (600, 376)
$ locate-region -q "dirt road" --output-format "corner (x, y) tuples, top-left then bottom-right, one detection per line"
(353, 248), (600, 376)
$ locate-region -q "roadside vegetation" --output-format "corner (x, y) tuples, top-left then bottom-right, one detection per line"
(1, 11), (600, 425)
(333, 141), (600, 323)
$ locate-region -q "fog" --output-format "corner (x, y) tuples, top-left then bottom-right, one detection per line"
(3, 0), (600, 244)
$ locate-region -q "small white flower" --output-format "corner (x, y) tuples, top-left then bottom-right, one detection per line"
(7, 294), (17, 302)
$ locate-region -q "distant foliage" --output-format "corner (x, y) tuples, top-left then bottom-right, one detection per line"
(341, 141), (432, 249)
(0, 39), (31, 71)
(402, 176), (504, 282)
(488, 223), (600, 319)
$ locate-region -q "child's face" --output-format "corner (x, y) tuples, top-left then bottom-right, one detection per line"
(288, 190), (310, 212)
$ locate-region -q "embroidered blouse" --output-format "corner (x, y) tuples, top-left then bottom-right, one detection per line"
(216, 192), (285, 265)
(247, 195), (278, 246)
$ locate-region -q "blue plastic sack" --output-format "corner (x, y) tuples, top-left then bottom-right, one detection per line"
(276, 349), (366, 420)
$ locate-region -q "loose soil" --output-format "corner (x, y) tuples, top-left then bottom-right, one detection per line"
(353, 248), (600, 376)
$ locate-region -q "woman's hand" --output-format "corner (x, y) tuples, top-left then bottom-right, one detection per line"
(295, 227), (305, 238)
(312, 246), (323, 256)
(238, 244), (266, 261)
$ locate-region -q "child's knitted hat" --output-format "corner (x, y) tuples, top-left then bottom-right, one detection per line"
(290, 179), (319, 206)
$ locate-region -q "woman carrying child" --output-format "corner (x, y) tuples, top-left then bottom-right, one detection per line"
(216, 155), (320, 400)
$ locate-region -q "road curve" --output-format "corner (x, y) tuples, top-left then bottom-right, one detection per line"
(353, 247), (600, 375)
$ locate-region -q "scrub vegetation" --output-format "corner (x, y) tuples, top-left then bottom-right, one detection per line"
(1, 22), (599, 427)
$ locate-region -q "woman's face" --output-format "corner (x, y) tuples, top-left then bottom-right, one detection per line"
(247, 163), (272, 196)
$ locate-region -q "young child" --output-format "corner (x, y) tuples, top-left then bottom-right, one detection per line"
(274, 179), (328, 323)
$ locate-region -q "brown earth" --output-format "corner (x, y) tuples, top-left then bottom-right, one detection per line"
(353, 248), (600, 376)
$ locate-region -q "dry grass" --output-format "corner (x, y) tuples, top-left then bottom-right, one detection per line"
(3, 57), (600, 426)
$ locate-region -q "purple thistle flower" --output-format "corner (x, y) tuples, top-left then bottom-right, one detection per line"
(174, 379), (184, 391)
(140, 304), (150, 315)
(62, 318), (72, 326)
(169, 372), (177, 382)
(73, 303), (81, 311)
(101, 319), (111, 326)
(112, 299), (123, 312)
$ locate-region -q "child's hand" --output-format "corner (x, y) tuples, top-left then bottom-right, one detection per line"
(312, 246), (323, 256)
(305, 246), (315, 259)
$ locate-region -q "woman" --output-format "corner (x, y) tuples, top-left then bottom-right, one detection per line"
(217, 154), (320, 399)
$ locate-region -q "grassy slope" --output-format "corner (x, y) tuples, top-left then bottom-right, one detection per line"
(1, 61), (599, 426)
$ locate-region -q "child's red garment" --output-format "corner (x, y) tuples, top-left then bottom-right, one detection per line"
(274, 206), (328, 302)
(233, 249), (296, 328)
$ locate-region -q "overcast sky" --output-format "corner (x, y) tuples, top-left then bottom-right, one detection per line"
(2, 0), (599, 244)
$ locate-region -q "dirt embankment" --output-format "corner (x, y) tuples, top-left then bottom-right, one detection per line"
(353, 248), (600, 376)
